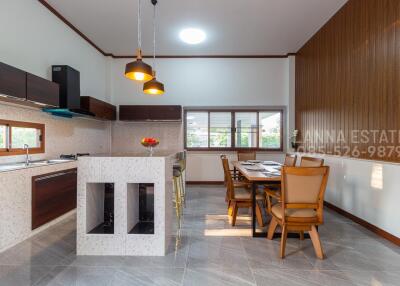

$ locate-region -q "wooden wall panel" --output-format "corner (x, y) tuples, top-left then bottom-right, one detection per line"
(295, 0), (400, 162)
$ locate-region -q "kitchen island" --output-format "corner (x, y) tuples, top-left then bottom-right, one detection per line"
(76, 151), (177, 256)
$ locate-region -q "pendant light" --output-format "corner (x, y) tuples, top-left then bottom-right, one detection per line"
(143, 0), (165, 95)
(125, 0), (153, 82)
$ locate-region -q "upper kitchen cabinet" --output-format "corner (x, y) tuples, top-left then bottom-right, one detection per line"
(119, 105), (182, 122)
(80, 96), (116, 121)
(0, 62), (60, 108)
(0, 62), (26, 101)
(27, 73), (59, 107)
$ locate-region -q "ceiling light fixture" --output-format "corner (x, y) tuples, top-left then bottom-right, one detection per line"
(144, 0), (164, 95)
(125, 0), (153, 82)
(179, 28), (206, 45)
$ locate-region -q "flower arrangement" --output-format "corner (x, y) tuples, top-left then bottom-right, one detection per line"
(290, 129), (299, 150)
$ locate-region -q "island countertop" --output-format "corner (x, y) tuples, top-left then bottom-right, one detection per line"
(78, 150), (181, 158)
(76, 150), (180, 256)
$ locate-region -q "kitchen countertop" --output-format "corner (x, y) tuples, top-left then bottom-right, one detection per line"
(80, 151), (181, 158)
(0, 159), (76, 173)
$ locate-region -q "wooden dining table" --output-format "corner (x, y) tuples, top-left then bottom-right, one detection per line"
(232, 160), (281, 237)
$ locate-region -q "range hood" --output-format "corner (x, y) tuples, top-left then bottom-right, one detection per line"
(43, 65), (95, 118)
(42, 108), (95, 118)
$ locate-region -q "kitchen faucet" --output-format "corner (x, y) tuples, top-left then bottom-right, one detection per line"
(23, 144), (30, 166)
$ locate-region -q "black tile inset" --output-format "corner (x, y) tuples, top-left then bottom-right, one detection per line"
(129, 222), (154, 234)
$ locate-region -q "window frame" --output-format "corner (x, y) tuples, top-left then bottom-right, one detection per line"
(184, 108), (284, 152)
(0, 119), (45, 156)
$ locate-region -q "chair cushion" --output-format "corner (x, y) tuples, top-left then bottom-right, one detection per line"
(234, 188), (264, 200)
(271, 204), (317, 220)
(173, 165), (183, 172)
(173, 169), (181, 177)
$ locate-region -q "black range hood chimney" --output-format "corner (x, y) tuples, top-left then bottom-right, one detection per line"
(43, 65), (95, 118)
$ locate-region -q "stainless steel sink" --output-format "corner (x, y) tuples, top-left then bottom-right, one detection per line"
(0, 163), (27, 172)
(0, 159), (75, 173)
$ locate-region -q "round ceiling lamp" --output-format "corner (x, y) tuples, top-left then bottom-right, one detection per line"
(144, 0), (165, 95)
(124, 0), (153, 82)
(179, 28), (206, 45)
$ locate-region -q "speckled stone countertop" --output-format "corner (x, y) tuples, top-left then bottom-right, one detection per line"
(80, 151), (181, 158)
(0, 160), (78, 252)
(0, 159), (76, 173)
(76, 152), (177, 256)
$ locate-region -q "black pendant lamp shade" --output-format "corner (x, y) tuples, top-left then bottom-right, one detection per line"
(125, 49), (153, 82)
(143, 72), (164, 95)
(143, 0), (165, 95)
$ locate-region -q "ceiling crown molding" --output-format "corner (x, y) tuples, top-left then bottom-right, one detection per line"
(38, 0), (296, 59)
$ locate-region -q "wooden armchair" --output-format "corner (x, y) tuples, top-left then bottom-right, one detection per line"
(265, 154), (297, 214)
(267, 166), (330, 259)
(300, 156), (324, 167)
(221, 157), (264, 227)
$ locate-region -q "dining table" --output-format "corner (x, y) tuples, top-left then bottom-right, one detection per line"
(232, 160), (281, 237)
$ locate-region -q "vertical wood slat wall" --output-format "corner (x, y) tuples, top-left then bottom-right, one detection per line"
(295, 0), (400, 162)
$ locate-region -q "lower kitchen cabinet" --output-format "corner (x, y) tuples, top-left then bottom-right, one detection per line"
(32, 168), (77, 230)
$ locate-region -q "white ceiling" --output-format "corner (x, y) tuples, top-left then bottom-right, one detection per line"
(45, 0), (347, 56)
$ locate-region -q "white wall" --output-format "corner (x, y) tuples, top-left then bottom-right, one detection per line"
(0, 0), (111, 164)
(110, 58), (292, 181)
(0, 0), (110, 102)
(112, 58), (289, 106)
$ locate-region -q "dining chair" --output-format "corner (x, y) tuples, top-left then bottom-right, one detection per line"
(237, 150), (256, 161)
(220, 154), (251, 205)
(284, 153), (297, 166)
(300, 156), (324, 167)
(221, 157), (265, 226)
(264, 154), (297, 214)
(267, 166), (330, 259)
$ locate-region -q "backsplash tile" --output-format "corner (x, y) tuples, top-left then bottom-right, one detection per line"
(0, 103), (111, 164)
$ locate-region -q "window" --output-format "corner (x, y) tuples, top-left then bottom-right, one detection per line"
(259, 111), (281, 149)
(186, 112), (208, 148)
(0, 119), (45, 156)
(210, 112), (231, 148)
(235, 112), (257, 148)
(0, 125), (6, 150)
(184, 109), (283, 151)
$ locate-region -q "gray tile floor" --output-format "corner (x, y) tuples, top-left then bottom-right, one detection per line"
(0, 185), (399, 285)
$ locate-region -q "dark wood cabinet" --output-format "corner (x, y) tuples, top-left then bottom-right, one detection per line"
(0, 62), (26, 101)
(80, 96), (116, 121)
(32, 168), (77, 230)
(119, 105), (182, 122)
(27, 73), (59, 107)
(0, 62), (61, 108)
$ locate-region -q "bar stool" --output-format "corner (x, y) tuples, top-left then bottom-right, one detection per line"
(173, 151), (187, 207)
(173, 168), (183, 221)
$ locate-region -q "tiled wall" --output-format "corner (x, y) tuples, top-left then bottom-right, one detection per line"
(0, 103), (111, 164)
(111, 121), (183, 153)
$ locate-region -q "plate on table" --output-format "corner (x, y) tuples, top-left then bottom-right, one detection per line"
(248, 160), (261, 163)
(263, 171), (281, 177)
(245, 166), (265, 172)
(262, 161), (282, 166)
(240, 162), (255, 165)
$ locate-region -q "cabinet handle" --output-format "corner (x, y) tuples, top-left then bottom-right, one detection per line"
(34, 170), (76, 182)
